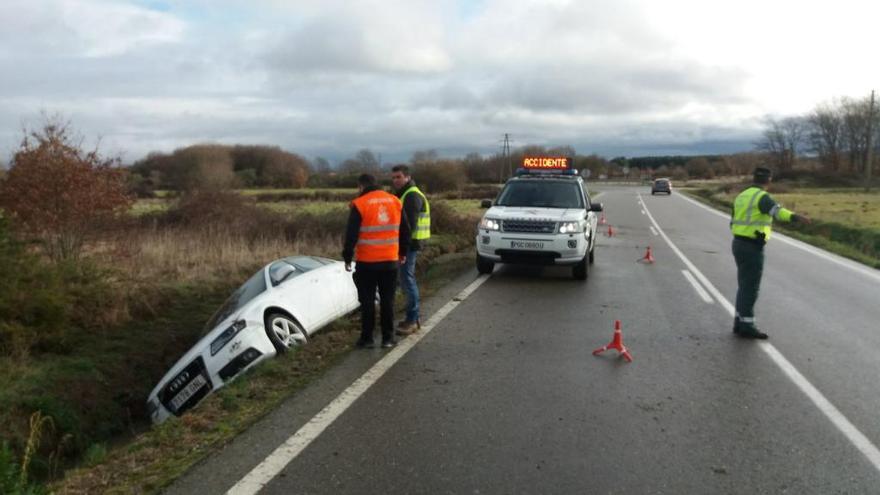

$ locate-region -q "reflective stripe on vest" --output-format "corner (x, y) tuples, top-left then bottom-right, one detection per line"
(351, 190), (402, 262)
(399, 186), (431, 240)
(730, 187), (773, 240)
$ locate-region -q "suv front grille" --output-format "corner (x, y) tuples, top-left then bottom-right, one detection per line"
(502, 220), (556, 234)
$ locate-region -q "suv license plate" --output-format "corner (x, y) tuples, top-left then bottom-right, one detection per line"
(511, 240), (544, 249)
(170, 374), (208, 411)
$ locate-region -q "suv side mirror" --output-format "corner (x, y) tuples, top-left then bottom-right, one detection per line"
(480, 199), (493, 208)
(589, 202), (604, 212)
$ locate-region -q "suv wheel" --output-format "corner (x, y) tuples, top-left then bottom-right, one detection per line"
(476, 254), (495, 274)
(572, 254), (589, 280)
(589, 244), (595, 264)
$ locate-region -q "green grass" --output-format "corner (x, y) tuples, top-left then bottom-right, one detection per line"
(683, 186), (880, 268)
(436, 199), (483, 217)
(130, 199), (170, 216)
(238, 188), (351, 196)
(260, 201), (348, 215)
(0, 282), (234, 482)
(768, 191), (880, 230)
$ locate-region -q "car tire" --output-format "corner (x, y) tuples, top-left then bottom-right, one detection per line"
(476, 254), (495, 274)
(573, 254), (589, 280)
(265, 312), (307, 353)
(589, 244), (595, 265)
(651, 191), (656, 195)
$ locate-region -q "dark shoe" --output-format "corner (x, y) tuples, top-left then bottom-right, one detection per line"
(381, 339), (397, 349)
(396, 320), (409, 329)
(733, 324), (768, 340)
(395, 320), (420, 336)
(355, 339), (375, 349)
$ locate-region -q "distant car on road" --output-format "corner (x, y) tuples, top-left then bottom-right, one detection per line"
(146, 256), (359, 425)
(651, 178), (672, 195)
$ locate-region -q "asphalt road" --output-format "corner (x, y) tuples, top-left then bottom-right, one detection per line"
(166, 185), (880, 495)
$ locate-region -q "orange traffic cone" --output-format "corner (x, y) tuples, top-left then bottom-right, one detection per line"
(606, 224), (615, 237)
(638, 246), (655, 263)
(599, 212), (607, 225)
(592, 320), (632, 362)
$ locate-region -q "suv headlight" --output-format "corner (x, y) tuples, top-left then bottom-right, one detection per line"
(558, 221), (584, 234)
(210, 319), (247, 355)
(479, 217), (501, 231)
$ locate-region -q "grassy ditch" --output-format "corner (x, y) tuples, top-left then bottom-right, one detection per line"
(1, 190), (481, 494)
(683, 185), (880, 268)
(50, 253), (473, 494)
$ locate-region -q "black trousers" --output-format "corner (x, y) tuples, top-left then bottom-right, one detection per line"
(732, 237), (765, 322)
(353, 268), (398, 343)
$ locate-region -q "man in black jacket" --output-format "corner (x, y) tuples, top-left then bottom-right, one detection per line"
(343, 174), (411, 349)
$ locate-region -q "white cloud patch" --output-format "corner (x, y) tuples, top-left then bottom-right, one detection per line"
(0, 0), (878, 163)
(0, 0), (184, 58)
(264, 1), (453, 76)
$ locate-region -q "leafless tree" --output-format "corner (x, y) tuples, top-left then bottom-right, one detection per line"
(339, 149), (381, 174)
(411, 149), (439, 166)
(807, 103), (844, 172)
(757, 116), (805, 171)
(839, 95), (880, 174)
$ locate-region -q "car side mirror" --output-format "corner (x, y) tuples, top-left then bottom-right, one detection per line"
(480, 199), (493, 208)
(590, 202), (604, 212)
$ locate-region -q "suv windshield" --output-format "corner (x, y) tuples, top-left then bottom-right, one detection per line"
(495, 180), (584, 208)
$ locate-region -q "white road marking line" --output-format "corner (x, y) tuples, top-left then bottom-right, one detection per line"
(639, 194), (880, 474)
(676, 191), (880, 284)
(649, 226), (658, 236)
(682, 269), (713, 303)
(227, 275), (492, 495)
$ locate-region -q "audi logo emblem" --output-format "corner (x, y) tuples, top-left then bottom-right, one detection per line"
(169, 371), (191, 392)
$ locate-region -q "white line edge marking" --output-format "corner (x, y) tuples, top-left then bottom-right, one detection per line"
(682, 269), (713, 303)
(638, 193), (880, 473)
(227, 274), (492, 495)
(649, 226), (658, 236)
(676, 191), (880, 284)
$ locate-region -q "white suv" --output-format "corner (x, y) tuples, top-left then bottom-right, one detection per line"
(475, 168), (603, 280)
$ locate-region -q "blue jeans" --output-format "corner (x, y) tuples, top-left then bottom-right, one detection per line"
(400, 249), (419, 322)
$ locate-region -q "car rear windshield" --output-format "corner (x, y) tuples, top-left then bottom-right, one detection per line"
(204, 268), (267, 331)
(495, 180), (584, 208)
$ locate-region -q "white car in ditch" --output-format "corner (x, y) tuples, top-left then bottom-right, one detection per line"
(146, 255), (359, 425)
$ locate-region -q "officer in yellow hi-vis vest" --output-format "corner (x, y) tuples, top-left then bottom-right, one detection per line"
(730, 167), (810, 339)
(390, 164), (430, 335)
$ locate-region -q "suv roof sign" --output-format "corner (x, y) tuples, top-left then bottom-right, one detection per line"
(522, 156), (572, 170)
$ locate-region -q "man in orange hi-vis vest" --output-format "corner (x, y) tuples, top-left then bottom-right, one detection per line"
(343, 174), (410, 349)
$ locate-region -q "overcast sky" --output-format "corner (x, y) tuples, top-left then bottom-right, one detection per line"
(1, 0), (878, 165)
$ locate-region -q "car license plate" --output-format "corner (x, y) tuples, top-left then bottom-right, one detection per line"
(511, 240), (544, 249)
(170, 374), (208, 411)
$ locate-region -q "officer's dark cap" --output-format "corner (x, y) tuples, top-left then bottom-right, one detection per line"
(753, 167), (772, 184)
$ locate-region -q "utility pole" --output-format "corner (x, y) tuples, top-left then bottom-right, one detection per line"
(500, 133), (512, 183)
(866, 90), (875, 192)
(504, 133), (511, 179)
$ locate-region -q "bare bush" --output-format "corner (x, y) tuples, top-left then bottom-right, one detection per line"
(0, 118), (133, 260)
(413, 160), (467, 192)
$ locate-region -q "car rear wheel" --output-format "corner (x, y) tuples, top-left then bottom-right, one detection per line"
(265, 313), (307, 353)
(476, 254), (495, 274)
(589, 244), (595, 264)
(573, 254), (589, 280)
